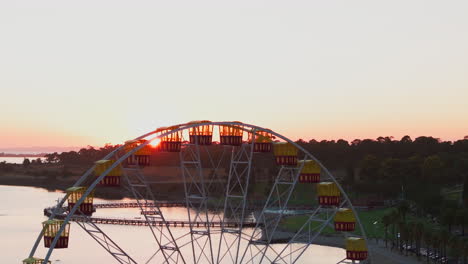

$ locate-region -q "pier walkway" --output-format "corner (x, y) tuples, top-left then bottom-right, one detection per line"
(93, 201), (317, 211)
(43, 208), (257, 228)
(43, 200), (318, 228)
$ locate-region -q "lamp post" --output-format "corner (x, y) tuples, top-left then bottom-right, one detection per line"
(373, 221), (378, 244)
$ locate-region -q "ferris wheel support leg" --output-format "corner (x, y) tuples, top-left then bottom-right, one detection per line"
(216, 139), (255, 264)
(238, 167), (284, 264)
(290, 208), (338, 264)
(335, 257), (347, 263)
(272, 201), (346, 264)
(76, 220), (138, 264)
(256, 165), (305, 264)
(239, 161), (305, 264)
(122, 165), (186, 264)
(181, 143), (215, 264)
(269, 205), (324, 264)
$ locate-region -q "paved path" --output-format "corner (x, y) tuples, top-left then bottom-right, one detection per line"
(368, 240), (423, 264)
(311, 236), (424, 264)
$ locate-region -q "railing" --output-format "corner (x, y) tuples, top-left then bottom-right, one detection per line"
(92, 201), (319, 211)
(43, 208), (258, 228)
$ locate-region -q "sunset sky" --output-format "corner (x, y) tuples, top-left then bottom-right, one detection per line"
(1, 0), (467, 152)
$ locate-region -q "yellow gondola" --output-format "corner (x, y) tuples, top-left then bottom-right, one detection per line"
(42, 219), (70, 249)
(188, 120), (213, 145)
(298, 160), (321, 183)
(23, 257), (51, 264)
(94, 160), (122, 186)
(334, 208), (356, 232)
(273, 142), (298, 166)
(248, 130), (273, 152)
(66, 187), (94, 216)
(346, 237), (368, 261)
(317, 182), (341, 206)
(158, 126), (182, 152)
(219, 123), (244, 146)
(124, 139), (153, 166)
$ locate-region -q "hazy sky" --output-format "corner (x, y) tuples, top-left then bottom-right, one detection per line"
(1, 0), (467, 150)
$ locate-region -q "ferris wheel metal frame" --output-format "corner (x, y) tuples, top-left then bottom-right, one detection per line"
(27, 121), (372, 264)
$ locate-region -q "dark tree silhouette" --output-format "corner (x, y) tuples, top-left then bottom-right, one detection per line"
(22, 158), (30, 167)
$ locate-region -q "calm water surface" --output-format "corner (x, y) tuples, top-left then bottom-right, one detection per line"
(0, 185), (345, 263)
(0, 157), (44, 164)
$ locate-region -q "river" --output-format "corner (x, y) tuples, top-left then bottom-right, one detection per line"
(0, 185), (345, 263)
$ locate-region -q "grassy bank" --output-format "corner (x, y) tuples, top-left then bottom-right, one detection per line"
(280, 208), (394, 239)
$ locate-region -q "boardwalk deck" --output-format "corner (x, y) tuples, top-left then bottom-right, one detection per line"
(93, 201), (317, 211)
(43, 200), (316, 228)
(43, 209), (258, 228)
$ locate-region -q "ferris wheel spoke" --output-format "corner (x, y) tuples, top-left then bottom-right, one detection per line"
(148, 230), (216, 264)
(195, 239), (210, 263)
(217, 233), (240, 263)
(75, 220), (137, 264)
(145, 249), (161, 264)
(120, 183), (181, 250)
(204, 145), (231, 227)
(287, 217), (335, 264)
(121, 162), (186, 264)
(166, 249), (183, 264)
(239, 158), (306, 264)
(194, 231), (213, 263)
(274, 201), (347, 264)
(269, 205), (324, 263)
(181, 144), (216, 264)
(203, 145), (228, 193)
(241, 242), (277, 264)
(217, 141), (255, 264)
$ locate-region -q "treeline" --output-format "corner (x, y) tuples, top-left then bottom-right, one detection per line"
(296, 135), (468, 171)
(297, 136), (468, 224)
(43, 136), (468, 185)
(43, 144), (120, 166)
(298, 136), (468, 187)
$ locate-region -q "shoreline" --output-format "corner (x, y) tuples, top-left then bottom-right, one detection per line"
(1, 183), (422, 263)
(275, 232), (423, 264)
(0, 173), (189, 200)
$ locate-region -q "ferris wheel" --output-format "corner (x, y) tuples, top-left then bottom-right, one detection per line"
(25, 121), (371, 264)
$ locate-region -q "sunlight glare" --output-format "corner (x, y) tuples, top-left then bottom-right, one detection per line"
(150, 138), (161, 147)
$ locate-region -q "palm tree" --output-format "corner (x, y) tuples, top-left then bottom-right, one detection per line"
(406, 223), (414, 256)
(389, 209), (400, 251)
(462, 209), (468, 236)
(450, 236), (462, 264)
(398, 222), (408, 254)
(438, 229), (451, 263)
(382, 214), (392, 248)
(432, 231), (442, 263)
(398, 200), (410, 223)
(423, 229), (433, 264)
(455, 208), (468, 236)
(413, 221), (424, 259)
(462, 238), (468, 264)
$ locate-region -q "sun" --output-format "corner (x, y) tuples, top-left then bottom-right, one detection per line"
(149, 138), (161, 147)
